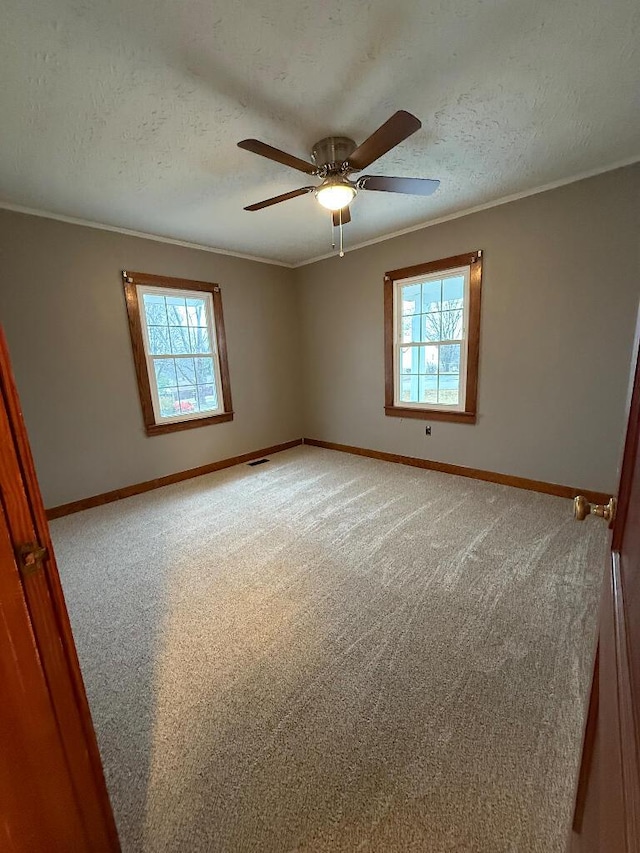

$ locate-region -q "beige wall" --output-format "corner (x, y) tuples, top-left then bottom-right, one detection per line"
(1, 165), (638, 507)
(0, 211), (302, 507)
(295, 165), (640, 494)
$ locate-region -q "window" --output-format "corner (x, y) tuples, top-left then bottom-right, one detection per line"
(123, 271), (233, 435)
(384, 251), (482, 424)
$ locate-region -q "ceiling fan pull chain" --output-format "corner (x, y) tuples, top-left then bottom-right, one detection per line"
(339, 209), (344, 258)
(330, 213), (335, 250)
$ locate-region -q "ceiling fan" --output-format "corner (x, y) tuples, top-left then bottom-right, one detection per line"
(238, 110), (440, 232)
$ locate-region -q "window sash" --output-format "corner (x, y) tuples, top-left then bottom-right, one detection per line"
(393, 265), (471, 411)
(136, 284), (225, 424)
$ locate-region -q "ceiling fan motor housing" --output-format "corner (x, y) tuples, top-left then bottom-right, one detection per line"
(311, 136), (357, 172)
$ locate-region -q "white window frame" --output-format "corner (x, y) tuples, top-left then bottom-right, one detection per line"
(137, 284), (225, 425)
(393, 264), (471, 412)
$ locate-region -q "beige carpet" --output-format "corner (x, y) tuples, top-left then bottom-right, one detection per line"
(52, 445), (606, 852)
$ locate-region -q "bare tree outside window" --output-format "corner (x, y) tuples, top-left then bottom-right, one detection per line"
(384, 252), (482, 424)
(123, 271), (233, 436)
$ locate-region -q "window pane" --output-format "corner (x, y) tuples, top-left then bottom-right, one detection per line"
(440, 309), (463, 341)
(169, 326), (192, 354)
(400, 375), (419, 403)
(166, 296), (188, 326)
(158, 386), (179, 418)
(419, 374), (437, 403)
(190, 327), (211, 354)
(422, 312), (441, 342)
(153, 359), (177, 390)
(438, 373), (460, 405)
(399, 347), (417, 375)
(422, 280), (441, 312)
(175, 357), (196, 386)
(177, 386), (198, 414)
(443, 275), (464, 309)
(400, 283), (421, 315)
(186, 297), (207, 327)
(439, 344), (461, 374)
(198, 384), (218, 412)
(419, 345), (439, 374)
(148, 326), (170, 355)
(401, 314), (422, 343)
(143, 294), (167, 326)
(195, 357), (215, 385)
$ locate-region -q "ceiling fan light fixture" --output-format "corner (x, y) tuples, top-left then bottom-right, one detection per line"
(315, 180), (356, 212)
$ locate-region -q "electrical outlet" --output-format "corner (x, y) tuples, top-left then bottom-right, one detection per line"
(425, 426), (431, 436)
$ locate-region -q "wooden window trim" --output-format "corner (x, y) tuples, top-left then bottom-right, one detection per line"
(123, 270), (233, 436)
(384, 251), (482, 424)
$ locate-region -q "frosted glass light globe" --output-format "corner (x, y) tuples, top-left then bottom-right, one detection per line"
(315, 182), (356, 211)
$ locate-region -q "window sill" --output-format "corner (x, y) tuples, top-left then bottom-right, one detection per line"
(384, 405), (476, 424)
(145, 411), (234, 436)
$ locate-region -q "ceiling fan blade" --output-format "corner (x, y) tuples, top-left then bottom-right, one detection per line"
(332, 206), (351, 226)
(346, 111), (421, 171)
(238, 139), (317, 175)
(244, 187), (315, 211)
(357, 175), (440, 196)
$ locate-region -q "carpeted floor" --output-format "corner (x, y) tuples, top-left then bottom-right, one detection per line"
(52, 445), (606, 852)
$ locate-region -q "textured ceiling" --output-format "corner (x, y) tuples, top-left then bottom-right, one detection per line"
(1, 0), (638, 265)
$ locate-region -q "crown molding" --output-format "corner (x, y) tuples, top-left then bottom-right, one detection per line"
(2, 154), (638, 270)
(0, 201), (293, 268)
(292, 155), (640, 268)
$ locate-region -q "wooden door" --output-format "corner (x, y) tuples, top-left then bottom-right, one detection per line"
(0, 328), (119, 852)
(571, 316), (640, 851)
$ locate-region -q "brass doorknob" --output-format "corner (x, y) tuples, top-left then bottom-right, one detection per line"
(574, 495), (617, 524)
